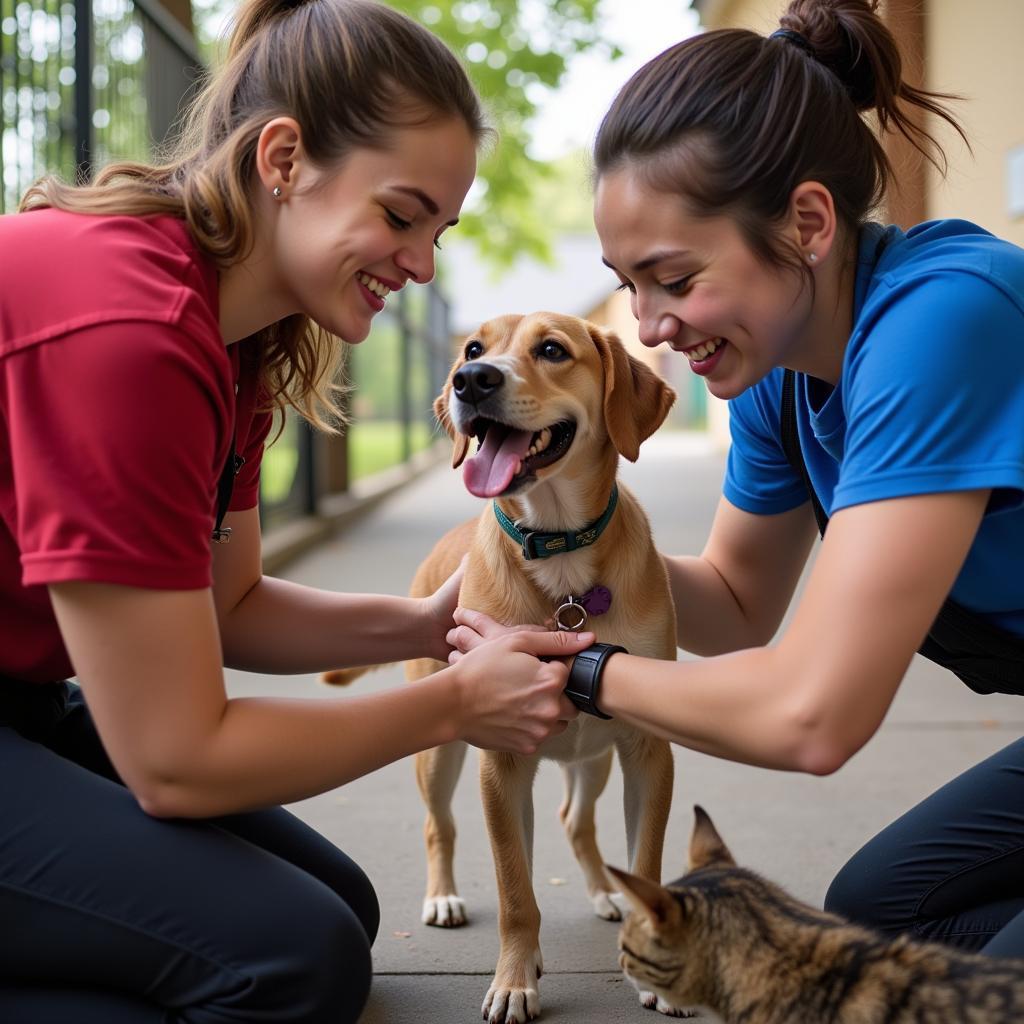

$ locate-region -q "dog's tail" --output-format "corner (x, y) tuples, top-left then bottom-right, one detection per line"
(320, 664), (392, 687)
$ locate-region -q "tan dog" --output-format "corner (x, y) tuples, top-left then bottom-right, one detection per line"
(328, 312), (678, 1024)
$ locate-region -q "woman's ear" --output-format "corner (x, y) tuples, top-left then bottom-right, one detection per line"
(788, 180), (838, 264)
(254, 117), (306, 198)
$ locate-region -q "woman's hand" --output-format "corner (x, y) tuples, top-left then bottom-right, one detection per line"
(446, 605), (550, 663)
(418, 556), (468, 662)
(448, 628), (595, 755)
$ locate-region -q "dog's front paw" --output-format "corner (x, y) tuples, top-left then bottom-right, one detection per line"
(482, 984), (539, 1024)
(422, 894), (467, 927)
(591, 890), (622, 921)
(639, 990), (701, 1017)
(483, 950), (543, 1024)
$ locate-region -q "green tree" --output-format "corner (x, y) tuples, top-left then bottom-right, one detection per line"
(192, 0), (621, 266)
(388, 1), (618, 265)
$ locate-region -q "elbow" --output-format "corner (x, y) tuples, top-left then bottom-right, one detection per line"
(783, 698), (870, 777)
(791, 741), (850, 777)
(129, 769), (211, 819)
(133, 781), (194, 819)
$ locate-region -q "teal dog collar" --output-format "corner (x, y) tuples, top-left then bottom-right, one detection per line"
(493, 485), (619, 561)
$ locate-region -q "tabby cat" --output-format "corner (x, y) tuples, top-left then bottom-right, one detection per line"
(607, 806), (1024, 1023)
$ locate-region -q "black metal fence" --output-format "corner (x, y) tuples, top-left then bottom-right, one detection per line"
(1, 0), (201, 211)
(261, 285), (453, 530)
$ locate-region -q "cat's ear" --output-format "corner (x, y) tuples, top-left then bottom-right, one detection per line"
(606, 866), (682, 928)
(689, 805), (736, 870)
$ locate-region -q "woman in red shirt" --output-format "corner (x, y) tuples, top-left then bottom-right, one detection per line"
(0, 2), (589, 1020)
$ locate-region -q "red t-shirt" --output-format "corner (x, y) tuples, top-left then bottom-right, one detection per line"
(0, 209), (273, 682)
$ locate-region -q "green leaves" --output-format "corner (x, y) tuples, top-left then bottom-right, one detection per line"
(387, 1), (621, 267)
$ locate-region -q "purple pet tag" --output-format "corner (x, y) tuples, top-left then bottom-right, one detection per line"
(578, 585), (612, 616)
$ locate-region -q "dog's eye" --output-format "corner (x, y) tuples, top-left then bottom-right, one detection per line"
(464, 340), (484, 360)
(537, 340), (569, 362)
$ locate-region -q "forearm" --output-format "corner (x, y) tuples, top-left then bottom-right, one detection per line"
(219, 575), (440, 672)
(598, 645), (883, 775)
(664, 553), (779, 655)
(139, 670), (463, 817)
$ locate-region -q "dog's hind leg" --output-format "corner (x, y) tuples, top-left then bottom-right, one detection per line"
(480, 750), (543, 1024)
(617, 734), (674, 883)
(559, 749), (622, 920)
(416, 741), (469, 927)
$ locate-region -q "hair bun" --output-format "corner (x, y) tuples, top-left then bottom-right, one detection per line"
(779, 0), (888, 112)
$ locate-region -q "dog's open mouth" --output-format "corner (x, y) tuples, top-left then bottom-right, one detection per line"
(462, 418), (576, 498)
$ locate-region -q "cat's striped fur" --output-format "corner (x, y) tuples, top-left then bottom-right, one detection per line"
(607, 807), (1024, 1023)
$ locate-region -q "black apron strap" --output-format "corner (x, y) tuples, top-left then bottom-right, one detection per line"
(212, 446), (245, 545)
(779, 369), (1024, 695)
(780, 370), (829, 536)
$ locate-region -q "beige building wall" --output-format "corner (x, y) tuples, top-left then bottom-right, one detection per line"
(587, 290), (648, 365)
(695, 0), (1023, 242)
(924, 0), (1024, 247)
(694, 0), (779, 31)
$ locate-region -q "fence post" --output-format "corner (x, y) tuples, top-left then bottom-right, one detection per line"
(74, 0), (93, 182)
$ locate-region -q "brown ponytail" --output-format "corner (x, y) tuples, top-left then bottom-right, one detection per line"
(593, 0), (967, 272)
(20, 0), (488, 433)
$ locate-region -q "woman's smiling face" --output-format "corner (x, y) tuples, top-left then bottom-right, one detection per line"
(269, 116), (477, 344)
(594, 164), (812, 400)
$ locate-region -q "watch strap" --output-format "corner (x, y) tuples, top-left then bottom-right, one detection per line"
(565, 642), (625, 719)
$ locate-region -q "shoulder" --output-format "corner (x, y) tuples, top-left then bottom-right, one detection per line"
(847, 220), (1024, 380)
(728, 367), (786, 440)
(723, 369), (808, 516)
(859, 219), (1024, 321)
(0, 209), (219, 358)
(1, 206), (205, 269)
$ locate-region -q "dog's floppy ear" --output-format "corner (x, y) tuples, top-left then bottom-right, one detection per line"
(433, 391), (470, 469)
(589, 324), (676, 462)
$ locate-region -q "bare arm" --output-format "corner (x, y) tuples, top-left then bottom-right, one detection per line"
(49, 580), (590, 819)
(664, 497), (819, 654)
(600, 489), (990, 773)
(211, 507), (455, 671)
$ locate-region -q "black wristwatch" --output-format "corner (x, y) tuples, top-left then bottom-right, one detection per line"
(565, 642), (625, 719)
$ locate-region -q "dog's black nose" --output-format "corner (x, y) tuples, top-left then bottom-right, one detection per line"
(453, 362), (504, 405)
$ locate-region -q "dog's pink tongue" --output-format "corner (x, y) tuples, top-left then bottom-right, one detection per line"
(463, 425), (533, 498)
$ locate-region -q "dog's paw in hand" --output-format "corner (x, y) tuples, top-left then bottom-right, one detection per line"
(640, 990), (701, 1017)
(421, 894), (467, 927)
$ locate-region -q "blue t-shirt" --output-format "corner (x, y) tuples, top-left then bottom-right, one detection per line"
(724, 219), (1024, 635)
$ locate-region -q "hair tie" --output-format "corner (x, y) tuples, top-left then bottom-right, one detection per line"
(770, 28), (816, 58)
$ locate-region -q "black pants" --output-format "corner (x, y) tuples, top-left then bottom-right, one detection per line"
(825, 735), (1024, 957)
(0, 682), (378, 1022)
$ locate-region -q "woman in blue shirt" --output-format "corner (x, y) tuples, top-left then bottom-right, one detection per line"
(452, 0), (1024, 959)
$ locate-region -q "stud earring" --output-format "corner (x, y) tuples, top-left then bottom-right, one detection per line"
(808, 252), (818, 263)
(272, 186), (283, 199)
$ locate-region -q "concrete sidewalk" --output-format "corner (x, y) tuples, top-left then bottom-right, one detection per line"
(226, 432), (1024, 1024)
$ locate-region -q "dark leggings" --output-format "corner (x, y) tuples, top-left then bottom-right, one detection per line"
(0, 683), (378, 1022)
(825, 735), (1024, 957)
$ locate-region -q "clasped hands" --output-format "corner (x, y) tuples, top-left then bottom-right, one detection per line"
(420, 557), (593, 755)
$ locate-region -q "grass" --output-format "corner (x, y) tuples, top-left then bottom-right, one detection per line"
(347, 420), (436, 481)
(260, 419), (437, 506)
